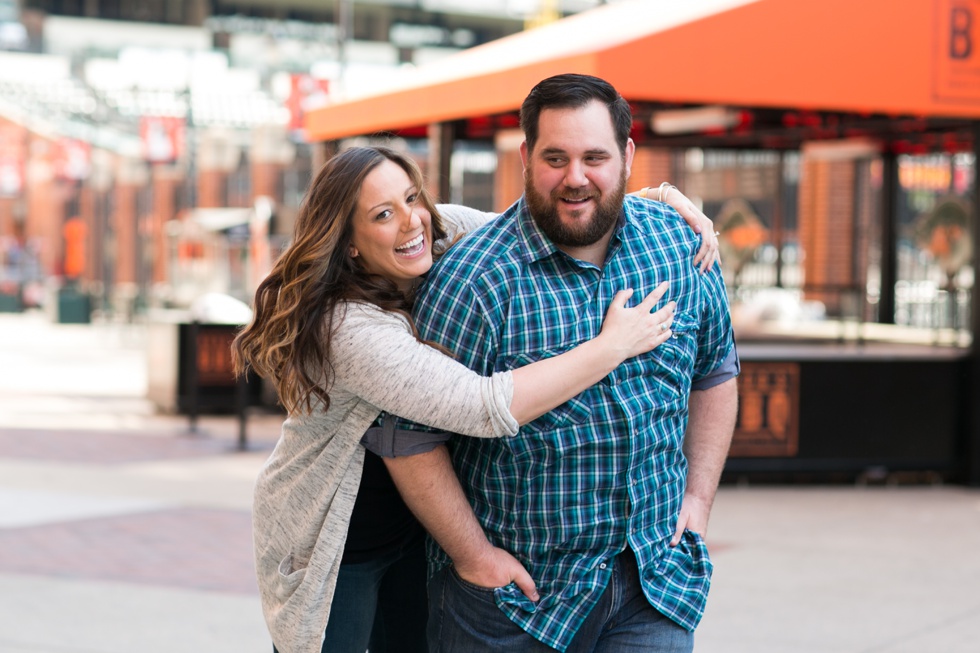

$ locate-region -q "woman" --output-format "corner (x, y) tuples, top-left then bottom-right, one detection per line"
(232, 146), (717, 653)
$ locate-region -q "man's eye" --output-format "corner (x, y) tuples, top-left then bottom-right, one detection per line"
(546, 158), (565, 166)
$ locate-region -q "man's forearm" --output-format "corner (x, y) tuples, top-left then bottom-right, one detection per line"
(383, 445), (491, 564)
(684, 377), (739, 510)
(382, 445), (539, 598)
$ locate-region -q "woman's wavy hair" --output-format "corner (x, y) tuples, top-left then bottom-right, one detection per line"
(231, 146), (448, 415)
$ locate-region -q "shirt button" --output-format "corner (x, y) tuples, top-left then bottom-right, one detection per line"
(599, 563), (607, 570)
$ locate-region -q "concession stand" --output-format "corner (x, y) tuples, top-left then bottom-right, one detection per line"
(304, 0), (980, 484)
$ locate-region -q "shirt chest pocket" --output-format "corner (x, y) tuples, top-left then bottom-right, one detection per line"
(614, 310), (700, 393)
(659, 310), (699, 388)
(665, 310), (699, 360)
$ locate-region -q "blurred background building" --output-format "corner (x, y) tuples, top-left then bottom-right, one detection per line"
(0, 0), (977, 483)
(0, 0), (603, 315)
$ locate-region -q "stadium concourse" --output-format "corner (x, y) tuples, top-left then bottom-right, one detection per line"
(0, 310), (977, 653)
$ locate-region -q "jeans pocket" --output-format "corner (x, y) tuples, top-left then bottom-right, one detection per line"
(449, 566), (500, 600)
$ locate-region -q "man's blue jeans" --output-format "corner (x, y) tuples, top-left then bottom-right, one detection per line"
(426, 548), (694, 653)
(274, 535), (428, 653)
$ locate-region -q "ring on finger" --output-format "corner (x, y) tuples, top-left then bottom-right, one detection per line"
(659, 322), (668, 332)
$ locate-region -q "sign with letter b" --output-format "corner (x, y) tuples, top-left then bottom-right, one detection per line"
(935, 0), (980, 102)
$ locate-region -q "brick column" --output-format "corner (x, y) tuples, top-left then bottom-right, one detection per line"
(24, 137), (64, 277)
(77, 184), (98, 285)
(114, 182), (138, 285)
(493, 129), (524, 213)
(0, 120), (27, 239)
(196, 129), (239, 208)
(197, 169), (227, 208)
(0, 197), (16, 239)
(798, 154), (858, 316)
(151, 165), (182, 285)
(251, 162), (281, 202)
(629, 146), (673, 193)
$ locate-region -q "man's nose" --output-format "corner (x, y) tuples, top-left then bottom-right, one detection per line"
(564, 160), (588, 188)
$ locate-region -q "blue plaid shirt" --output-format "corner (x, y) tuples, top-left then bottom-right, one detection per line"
(407, 195), (738, 651)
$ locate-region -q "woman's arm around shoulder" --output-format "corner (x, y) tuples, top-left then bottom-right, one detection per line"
(330, 300), (518, 438)
(333, 281), (678, 438)
(435, 204), (498, 243)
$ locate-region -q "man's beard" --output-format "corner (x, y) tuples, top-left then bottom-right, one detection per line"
(525, 169), (627, 248)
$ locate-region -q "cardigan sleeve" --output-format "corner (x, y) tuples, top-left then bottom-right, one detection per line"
(328, 301), (519, 438)
(435, 204), (498, 243)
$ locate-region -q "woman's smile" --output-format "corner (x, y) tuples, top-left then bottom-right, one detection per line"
(395, 233), (426, 257)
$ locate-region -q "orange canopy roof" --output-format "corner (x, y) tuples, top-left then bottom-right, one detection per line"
(306, 0), (980, 141)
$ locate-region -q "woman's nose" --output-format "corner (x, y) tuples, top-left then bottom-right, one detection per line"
(405, 206), (423, 229)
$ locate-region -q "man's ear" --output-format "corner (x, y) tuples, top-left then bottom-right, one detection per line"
(624, 137), (636, 180)
(519, 140), (529, 171)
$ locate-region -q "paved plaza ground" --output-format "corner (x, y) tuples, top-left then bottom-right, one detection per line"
(0, 311), (977, 653)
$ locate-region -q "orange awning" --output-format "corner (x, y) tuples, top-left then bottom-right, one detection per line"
(306, 0), (980, 141)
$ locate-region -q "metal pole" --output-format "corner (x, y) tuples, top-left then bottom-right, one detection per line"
(967, 123), (980, 486)
(235, 369), (249, 451)
(774, 151), (785, 288)
(427, 122), (456, 203)
(186, 321), (200, 434)
(878, 150), (898, 325)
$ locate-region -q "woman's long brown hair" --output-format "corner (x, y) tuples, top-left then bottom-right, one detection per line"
(231, 146), (448, 415)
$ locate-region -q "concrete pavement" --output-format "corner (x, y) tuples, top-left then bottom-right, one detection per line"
(0, 310), (978, 653)
(0, 311), (279, 653)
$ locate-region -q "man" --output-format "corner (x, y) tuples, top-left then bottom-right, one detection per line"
(386, 73), (739, 652)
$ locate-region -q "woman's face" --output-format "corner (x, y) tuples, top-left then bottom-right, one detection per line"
(350, 159), (434, 292)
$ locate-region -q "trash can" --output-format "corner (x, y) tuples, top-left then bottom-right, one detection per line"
(0, 290), (20, 312)
(57, 284), (91, 323)
(177, 321), (262, 415)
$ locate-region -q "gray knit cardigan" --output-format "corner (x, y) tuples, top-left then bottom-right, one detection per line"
(252, 205), (518, 653)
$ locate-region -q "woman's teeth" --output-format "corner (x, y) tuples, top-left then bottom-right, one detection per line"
(396, 234), (424, 254)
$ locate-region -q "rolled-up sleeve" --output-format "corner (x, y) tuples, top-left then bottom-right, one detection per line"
(361, 414), (452, 457)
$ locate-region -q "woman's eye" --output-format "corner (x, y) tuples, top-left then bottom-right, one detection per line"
(406, 193), (418, 204)
(376, 209), (392, 221)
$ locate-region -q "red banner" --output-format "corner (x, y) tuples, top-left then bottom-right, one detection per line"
(286, 74), (330, 134)
(140, 116), (185, 163)
(0, 122), (26, 197)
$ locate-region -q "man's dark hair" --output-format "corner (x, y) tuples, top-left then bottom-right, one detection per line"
(519, 73), (633, 154)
